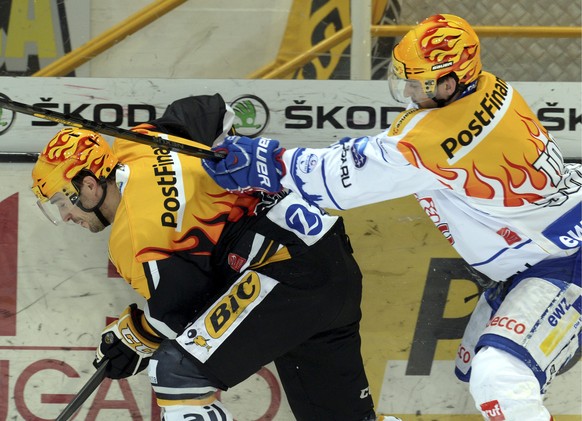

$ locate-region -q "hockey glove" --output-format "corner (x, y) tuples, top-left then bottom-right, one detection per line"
(202, 135), (286, 193)
(93, 304), (162, 379)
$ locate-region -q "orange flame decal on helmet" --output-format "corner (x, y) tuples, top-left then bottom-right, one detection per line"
(31, 128), (118, 201)
(418, 15), (480, 84)
(45, 130), (108, 179)
(393, 14), (481, 85)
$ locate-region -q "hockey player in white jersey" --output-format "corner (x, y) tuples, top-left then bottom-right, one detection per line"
(203, 14), (582, 421)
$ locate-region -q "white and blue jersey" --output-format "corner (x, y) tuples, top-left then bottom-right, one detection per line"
(281, 72), (582, 284)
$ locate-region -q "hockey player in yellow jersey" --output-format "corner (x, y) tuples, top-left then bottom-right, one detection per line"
(203, 15), (581, 421)
(30, 94), (393, 420)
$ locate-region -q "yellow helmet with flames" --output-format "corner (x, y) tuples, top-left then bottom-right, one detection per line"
(31, 128), (118, 224)
(389, 14), (482, 103)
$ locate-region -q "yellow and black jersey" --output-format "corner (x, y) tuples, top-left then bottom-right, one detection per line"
(108, 95), (339, 338)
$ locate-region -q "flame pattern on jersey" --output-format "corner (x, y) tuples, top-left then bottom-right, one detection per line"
(394, 73), (559, 207)
(108, 132), (260, 295)
(135, 193), (258, 259)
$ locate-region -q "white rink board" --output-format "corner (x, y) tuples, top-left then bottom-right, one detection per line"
(0, 77), (579, 159)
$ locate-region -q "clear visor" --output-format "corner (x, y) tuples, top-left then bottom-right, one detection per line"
(37, 191), (80, 225)
(388, 64), (437, 105)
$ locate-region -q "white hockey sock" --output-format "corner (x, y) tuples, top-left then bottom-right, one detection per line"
(469, 346), (552, 421)
(161, 398), (233, 421)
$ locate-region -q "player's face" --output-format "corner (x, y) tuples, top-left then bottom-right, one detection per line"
(403, 80), (436, 108)
(403, 79), (456, 109)
(60, 203), (104, 232)
(44, 192), (105, 232)
(389, 74), (439, 109)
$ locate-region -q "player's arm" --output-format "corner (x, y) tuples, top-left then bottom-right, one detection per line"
(94, 254), (217, 378)
(140, 254), (219, 338)
(203, 134), (441, 209)
(279, 135), (442, 210)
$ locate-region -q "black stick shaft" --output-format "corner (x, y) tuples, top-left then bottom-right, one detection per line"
(55, 361), (109, 421)
(0, 96), (225, 160)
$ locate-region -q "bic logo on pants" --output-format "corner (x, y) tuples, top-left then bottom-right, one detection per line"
(206, 271), (261, 337)
(178, 271), (279, 363)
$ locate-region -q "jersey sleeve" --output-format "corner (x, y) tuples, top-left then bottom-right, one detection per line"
(140, 254), (219, 339)
(280, 134), (443, 210)
(148, 94), (235, 146)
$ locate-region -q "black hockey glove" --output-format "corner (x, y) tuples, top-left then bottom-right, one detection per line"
(93, 304), (162, 379)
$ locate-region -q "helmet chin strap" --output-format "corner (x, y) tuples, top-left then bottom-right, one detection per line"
(77, 177), (111, 227)
(431, 92), (457, 108)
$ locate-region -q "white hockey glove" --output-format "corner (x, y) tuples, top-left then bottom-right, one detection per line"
(93, 303), (162, 379)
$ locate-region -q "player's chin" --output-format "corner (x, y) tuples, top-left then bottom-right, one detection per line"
(88, 223), (106, 233)
(415, 98), (438, 109)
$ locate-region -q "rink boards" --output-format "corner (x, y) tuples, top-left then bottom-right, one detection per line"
(0, 78), (580, 420)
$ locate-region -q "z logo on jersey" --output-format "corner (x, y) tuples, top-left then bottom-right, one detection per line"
(285, 204), (323, 235)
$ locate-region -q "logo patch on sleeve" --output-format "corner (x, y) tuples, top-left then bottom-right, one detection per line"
(350, 137), (369, 168)
(480, 400), (506, 420)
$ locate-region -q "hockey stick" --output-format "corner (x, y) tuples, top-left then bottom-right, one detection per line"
(0, 95), (225, 160)
(55, 360), (109, 421)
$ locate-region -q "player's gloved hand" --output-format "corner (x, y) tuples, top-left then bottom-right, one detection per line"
(202, 135), (286, 193)
(93, 304), (162, 379)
